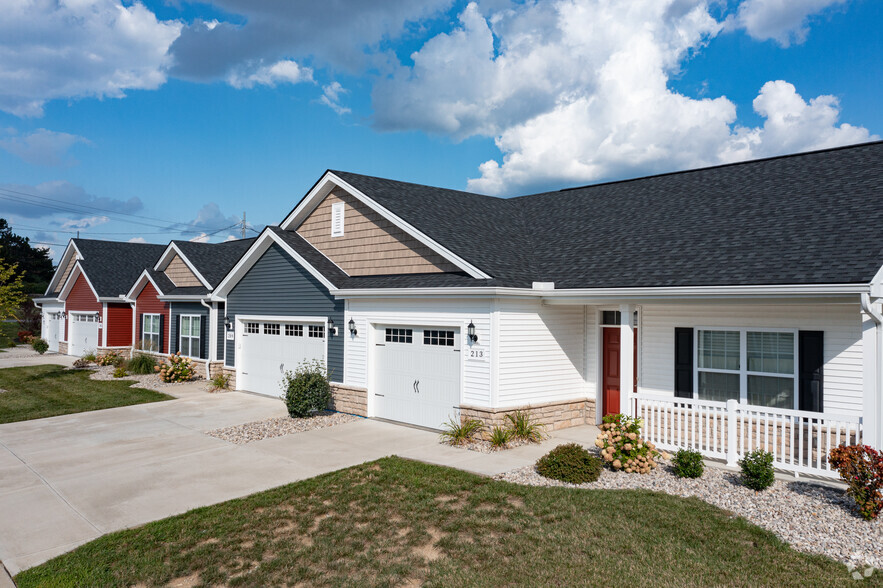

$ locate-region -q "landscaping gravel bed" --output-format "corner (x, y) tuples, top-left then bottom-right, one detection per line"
(88, 365), (201, 390)
(443, 437), (540, 453)
(497, 454), (882, 569)
(0, 345), (50, 359)
(206, 412), (360, 444)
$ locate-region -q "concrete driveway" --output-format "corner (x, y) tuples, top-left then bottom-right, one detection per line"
(0, 382), (597, 576)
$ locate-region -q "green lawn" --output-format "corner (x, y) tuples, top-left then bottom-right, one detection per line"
(0, 365), (173, 424)
(16, 457), (871, 588)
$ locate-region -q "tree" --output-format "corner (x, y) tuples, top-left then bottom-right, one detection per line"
(0, 258), (27, 322)
(0, 219), (55, 294)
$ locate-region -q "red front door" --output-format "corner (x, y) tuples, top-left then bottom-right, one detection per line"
(603, 328), (620, 416)
(602, 327), (639, 416)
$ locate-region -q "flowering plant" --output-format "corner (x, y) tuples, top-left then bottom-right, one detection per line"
(154, 352), (195, 383)
(829, 444), (883, 521)
(595, 413), (665, 474)
(96, 351), (123, 366)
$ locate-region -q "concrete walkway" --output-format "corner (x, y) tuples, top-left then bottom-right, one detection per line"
(0, 386), (598, 576)
(0, 348), (76, 369)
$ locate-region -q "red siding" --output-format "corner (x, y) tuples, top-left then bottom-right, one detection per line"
(106, 303), (133, 346)
(135, 282), (170, 353)
(64, 273), (101, 341)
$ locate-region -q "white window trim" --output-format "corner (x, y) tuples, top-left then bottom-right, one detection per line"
(179, 314), (202, 359)
(142, 313), (162, 352)
(693, 326), (799, 409)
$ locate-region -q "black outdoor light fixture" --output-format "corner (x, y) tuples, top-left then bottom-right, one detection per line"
(328, 318), (336, 336)
(348, 318), (358, 336)
(467, 321), (478, 343)
(224, 316), (232, 330)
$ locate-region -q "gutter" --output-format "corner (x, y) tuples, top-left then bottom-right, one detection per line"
(861, 293), (883, 449)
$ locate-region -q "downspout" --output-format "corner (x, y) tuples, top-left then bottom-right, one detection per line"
(129, 301), (137, 357)
(200, 298), (212, 380)
(861, 293), (882, 449)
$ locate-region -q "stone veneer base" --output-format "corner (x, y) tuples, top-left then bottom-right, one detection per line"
(460, 398), (597, 431)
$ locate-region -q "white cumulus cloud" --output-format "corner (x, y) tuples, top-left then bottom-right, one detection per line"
(127, 237), (147, 243)
(319, 82), (351, 115)
(730, 0), (849, 47)
(370, 1), (874, 196)
(0, 0), (182, 117)
(61, 215), (110, 230)
(227, 59), (314, 89)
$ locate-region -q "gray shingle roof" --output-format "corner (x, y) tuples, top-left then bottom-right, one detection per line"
(72, 240), (167, 298)
(324, 141), (883, 290)
(170, 238), (257, 289)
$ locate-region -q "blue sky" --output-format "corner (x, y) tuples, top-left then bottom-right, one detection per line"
(0, 0), (879, 260)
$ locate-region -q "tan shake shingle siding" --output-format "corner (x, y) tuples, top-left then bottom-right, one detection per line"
(164, 254), (202, 287)
(296, 189), (459, 276)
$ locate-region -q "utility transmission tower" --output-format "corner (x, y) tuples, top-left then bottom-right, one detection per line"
(241, 212), (247, 239)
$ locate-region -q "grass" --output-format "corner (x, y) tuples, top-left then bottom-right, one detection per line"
(15, 457), (873, 588)
(0, 365), (173, 424)
(0, 320), (18, 350)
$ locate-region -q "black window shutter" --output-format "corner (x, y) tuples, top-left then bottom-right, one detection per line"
(199, 314), (207, 360)
(158, 314), (165, 354)
(137, 313), (142, 346)
(674, 327), (694, 399)
(173, 314), (180, 354)
(798, 331), (824, 413)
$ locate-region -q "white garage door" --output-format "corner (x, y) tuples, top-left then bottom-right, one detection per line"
(374, 326), (461, 430)
(238, 319), (327, 397)
(68, 313), (99, 356)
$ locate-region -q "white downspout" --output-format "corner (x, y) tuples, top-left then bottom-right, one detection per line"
(861, 293), (882, 450)
(200, 298), (213, 380)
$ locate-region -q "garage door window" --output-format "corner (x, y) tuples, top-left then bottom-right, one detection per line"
(424, 330), (455, 346)
(385, 328), (412, 343)
(180, 315), (201, 358)
(264, 323), (280, 335)
(73, 313), (98, 322)
(245, 322), (259, 334)
(309, 325), (325, 338)
(285, 324), (303, 337)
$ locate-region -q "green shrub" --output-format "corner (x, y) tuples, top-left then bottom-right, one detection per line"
(829, 444), (883, 521)
(488, 426), (511, 449)
(595, 413), (662, 474)
(209, 373), (231, 392)
(112, 366), (128, 378)
(739, 449), (775, 491)
(82, 352), (97, 363)
(281, 360), (332, 418)
(154, 352), (195, 383)
(439, 418), (483, 446)
(30, 337), (49, 355)
(127, 353), (156, 375)
(506, 410), (545, 443)
(536, 443), (603, 484)
(672, 448), (704, 479)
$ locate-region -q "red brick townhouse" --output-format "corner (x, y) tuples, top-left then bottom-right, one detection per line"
(34, 239), (166, 356)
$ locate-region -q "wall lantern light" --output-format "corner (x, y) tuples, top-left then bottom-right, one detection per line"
(467, 321), (478, 343)
(328, 318), (336, 336)
(348, 318), (358, 336)
(224, 316), (232, 330)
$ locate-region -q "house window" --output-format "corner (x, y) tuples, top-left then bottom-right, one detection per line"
(696, 329), (797, 409)
(264, 323), (281, 335)
(424, 330), (455, 346)
(601, 310), (638, 326)
(245, 322), (259, 334)
(142, 314), (161, 352)
(308, 325), (325, 338)
(285, 324), (303, 337)
(331, 202), (345, 237)
(385, 328), (413, 343)
(180, 315), (201, 358)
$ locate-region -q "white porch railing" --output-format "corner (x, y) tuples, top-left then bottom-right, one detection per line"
(629, 393), (863, 479)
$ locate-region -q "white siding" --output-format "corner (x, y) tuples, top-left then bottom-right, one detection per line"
(640, 302), (864, 417)
(497, 300), (589, 408)
(344, 298), (492, 407)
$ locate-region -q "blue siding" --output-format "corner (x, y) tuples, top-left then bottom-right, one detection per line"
(216, 302), (226, 361)
(170, 302), (209, 359)
(225, 243), (344, 382)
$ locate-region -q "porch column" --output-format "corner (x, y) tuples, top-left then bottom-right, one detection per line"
(620, 303), (635, 417)
(862, 307), (882, 450)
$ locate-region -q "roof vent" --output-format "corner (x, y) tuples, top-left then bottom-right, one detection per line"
(532, 282), (555, 290)
(331, 202), (345, 237)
